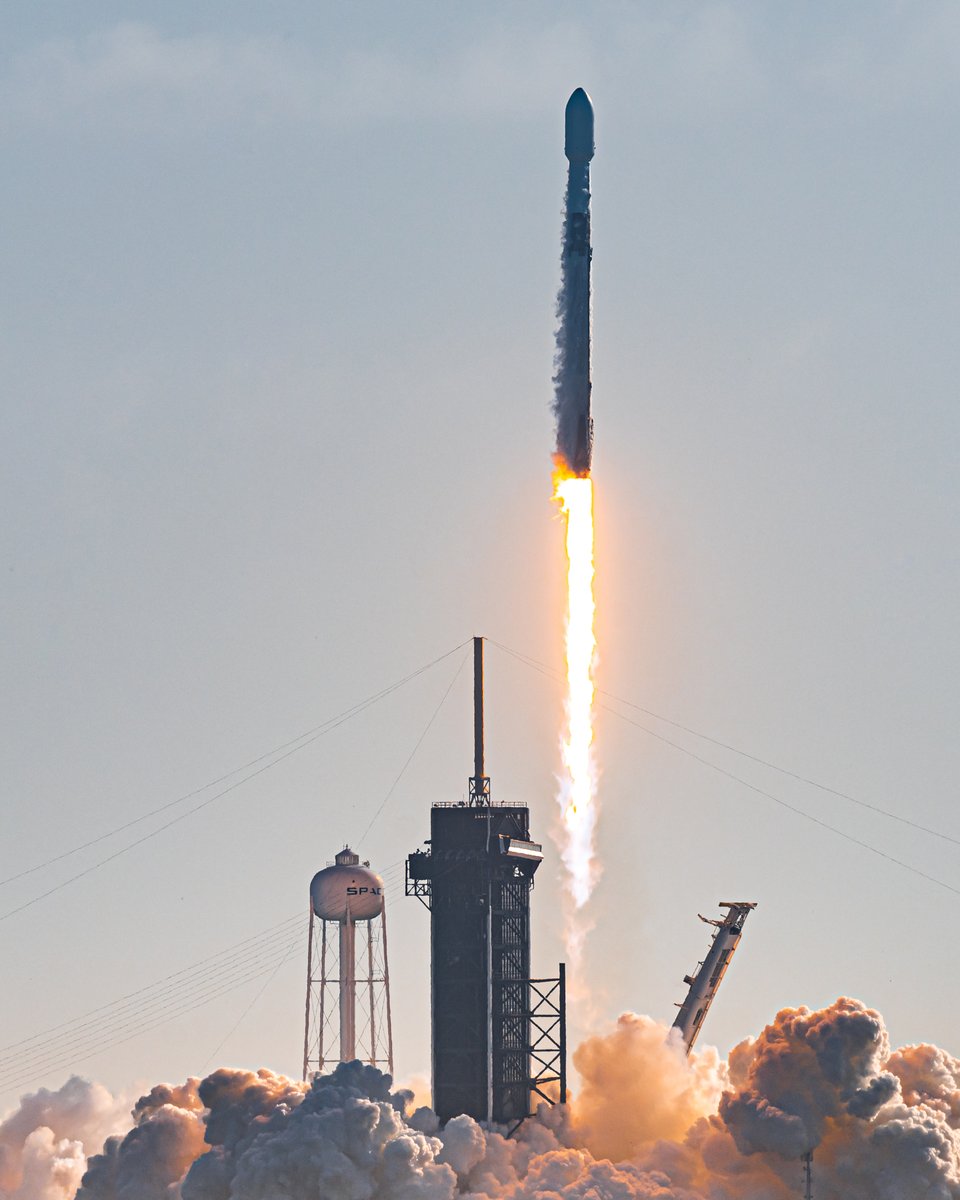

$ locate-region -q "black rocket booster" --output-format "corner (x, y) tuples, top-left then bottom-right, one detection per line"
(554, 87), (595, 477)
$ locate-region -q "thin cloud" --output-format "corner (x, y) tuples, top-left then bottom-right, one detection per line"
(0, 11), (767, 136)
(0, 23), (316, 131)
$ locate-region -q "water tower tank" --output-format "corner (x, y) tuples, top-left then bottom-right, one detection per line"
(310, 847), (384, 922)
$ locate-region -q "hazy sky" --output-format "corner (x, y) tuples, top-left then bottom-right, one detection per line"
(2, 0), (959, 1110)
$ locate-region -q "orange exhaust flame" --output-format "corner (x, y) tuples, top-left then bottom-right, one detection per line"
(553, 464), (598, 924)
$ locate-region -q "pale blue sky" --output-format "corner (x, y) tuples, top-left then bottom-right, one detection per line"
(2, 1), (959, 1107)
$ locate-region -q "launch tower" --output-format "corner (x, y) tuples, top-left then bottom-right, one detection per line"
(407, 638), (566, 1125)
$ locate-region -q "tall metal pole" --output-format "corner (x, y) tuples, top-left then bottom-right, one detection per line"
(381, 903), (395, 1076)
(474, 635), (484, 782)
(486, 893), (494, 1124)
(302, 906), (315, 1081)
(319, 919), (327, 1070)
(367, 922), (377, 1065)
(559, 962), (567, 1105)
(472, 635), (494, 1119)
(470, 636), (490, 804)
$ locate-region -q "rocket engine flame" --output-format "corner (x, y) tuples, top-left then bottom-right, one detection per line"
(554, 466), (599, 927)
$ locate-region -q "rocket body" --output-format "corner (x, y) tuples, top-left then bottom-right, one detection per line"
(554, 88), (595, 476)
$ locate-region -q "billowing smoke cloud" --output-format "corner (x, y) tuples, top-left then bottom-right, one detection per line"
(572, 1013), (726, 1161)
(0, 1077), (128, 1200)
(5, 997), (960, 1199)
(639, 998), (960, 1198)
(719, 996), (898, 1158)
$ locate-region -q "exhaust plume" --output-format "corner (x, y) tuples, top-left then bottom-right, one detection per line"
(553, 469), (599, 939)
(572, 1013), (726, 1161)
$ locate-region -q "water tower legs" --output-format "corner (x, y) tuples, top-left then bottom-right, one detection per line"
(303, 897), (394, 1080)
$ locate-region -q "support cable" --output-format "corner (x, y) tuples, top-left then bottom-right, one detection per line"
(489, 639), (960, 848)
(0, 933), (302, 1082)
(0, 861), (408, 1094)
(489, 639), (960, 900)
(202, 926), (304, 1072)
(359, 648), (470, 846)
(0, 939), (299, 1094)
(0, 641), (470, 924)
(0, 912), (302, 1061)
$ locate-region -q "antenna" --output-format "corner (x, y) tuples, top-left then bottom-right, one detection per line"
(469, 636), (491, 804)
(474, 636), (484, 780)
(802, 1151), (813, 1200)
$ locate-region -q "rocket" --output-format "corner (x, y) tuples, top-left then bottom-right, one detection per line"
(554, 87), (595, 476)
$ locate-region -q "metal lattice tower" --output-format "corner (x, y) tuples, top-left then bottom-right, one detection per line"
(302, 848), (394, 1080)
(406, 637), (566, 1125)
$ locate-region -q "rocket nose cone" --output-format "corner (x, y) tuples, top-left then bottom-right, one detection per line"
(565, 87), (594, 163)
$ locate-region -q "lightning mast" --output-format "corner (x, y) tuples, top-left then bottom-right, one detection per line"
(672, 902), (757, 1054)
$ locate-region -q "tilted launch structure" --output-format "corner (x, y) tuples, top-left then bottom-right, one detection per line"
(302, 847), (394, 1079)
(407, 638), (566, 1126)
(672, 901), (756, 1054)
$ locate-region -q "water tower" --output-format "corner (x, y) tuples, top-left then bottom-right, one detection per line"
(302, 847), (394, 1079)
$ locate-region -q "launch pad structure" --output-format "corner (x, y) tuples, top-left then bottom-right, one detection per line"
(407, 638), (566, 1126)
(672, 902), (756, 1055)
